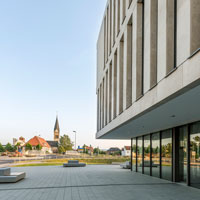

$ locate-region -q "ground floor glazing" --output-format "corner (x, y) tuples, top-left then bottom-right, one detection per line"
(131, 121), (200, 189)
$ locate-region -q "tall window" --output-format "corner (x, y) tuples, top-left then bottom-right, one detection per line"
(113, 51), (117, 119)
(112, 0), (116, 46)
(117, 0), (120, 34)
(178, 126), (187, 183)
(137, 137), (143, 173)
(132, 138), (137, 172)
(144, 135), (151, 175)
(126, 16), (133, 108)
(190, 122), (200, 189)
(118, 36), (124, 114)
(161, 129), (172, 181)
(152, 132), (160, 178)
(109, 62), (112, 122)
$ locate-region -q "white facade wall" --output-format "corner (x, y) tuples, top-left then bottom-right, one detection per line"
(96, 0), (200, 139)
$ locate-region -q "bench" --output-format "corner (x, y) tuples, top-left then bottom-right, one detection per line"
(63, 160), (86, 167)
(0, 168), (26, 183)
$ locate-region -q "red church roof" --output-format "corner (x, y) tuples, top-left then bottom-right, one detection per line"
(26, 136), (50, 148)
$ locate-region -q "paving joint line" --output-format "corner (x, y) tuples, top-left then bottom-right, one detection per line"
(0, 182), (175, 191)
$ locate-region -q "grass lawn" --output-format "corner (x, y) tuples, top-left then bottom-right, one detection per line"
(14, 157), (130, 167)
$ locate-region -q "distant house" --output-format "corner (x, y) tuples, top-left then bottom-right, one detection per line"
(77, 146), (84, 153)
(77, 145), (94, 155)
(25, 136), (52, 154)
(121, 146), (131, 157)
(107, 147), (121, 155)
(46, 141), (58, 153)
(85, 146), (94, 155)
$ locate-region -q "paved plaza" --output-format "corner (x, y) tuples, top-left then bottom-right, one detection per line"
(0, 165), (200, 200)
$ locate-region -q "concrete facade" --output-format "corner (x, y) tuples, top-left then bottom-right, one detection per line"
(96, 0), (200, 139)
(96, 0), (200, 190)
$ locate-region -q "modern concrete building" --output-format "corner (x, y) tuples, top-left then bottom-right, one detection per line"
(96, 0), (200, 189)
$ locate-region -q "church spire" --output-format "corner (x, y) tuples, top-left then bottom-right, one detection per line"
(54, 115), (60, 141)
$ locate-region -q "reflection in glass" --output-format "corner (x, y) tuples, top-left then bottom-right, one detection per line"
(137, 137), (143, 173)
(161, 129), (172, 181)
(190, 122), (200, 189)
(179, 126), (187, 182)
(144, 135), (150, 175)
(152, 132), (160, 178)
(132, 138), (137, 172)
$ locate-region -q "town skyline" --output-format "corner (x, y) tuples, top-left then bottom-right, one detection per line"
(1, 114), (130, 149)
(0, 0), (129, 149)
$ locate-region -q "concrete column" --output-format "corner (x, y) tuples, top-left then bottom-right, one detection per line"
(112, 52), (117, 119)
(143, 0), (158, 93)
(132, 3), (143, 102)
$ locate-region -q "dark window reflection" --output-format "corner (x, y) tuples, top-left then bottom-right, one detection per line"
(132, 138), (137, 172)
(179, 126), (187, 182)
(144, 135), (150, 175)
(161, 129), (172, 181)
(152, 132), (160, 178)
(190, 122), (200, 189)
(137, 137), (143, 173)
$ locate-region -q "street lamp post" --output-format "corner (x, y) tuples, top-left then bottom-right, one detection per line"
(73, 131), (76, 150)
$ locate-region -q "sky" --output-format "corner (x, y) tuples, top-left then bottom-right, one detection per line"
(0, 0), (130, 149)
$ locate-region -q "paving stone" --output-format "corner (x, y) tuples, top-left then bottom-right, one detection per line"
(0, 165), (199, 200)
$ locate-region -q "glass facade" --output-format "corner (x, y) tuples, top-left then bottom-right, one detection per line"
(137, 137), (143, 173)
(161, 129), (172, 181)
(152, 132), (160, 178)
(132, 138), (137, 172)
(131, 121), (200, 189)
(179, 126), (187, 182)
(190, 122), (200, 189)
(144, 135), (150, 175)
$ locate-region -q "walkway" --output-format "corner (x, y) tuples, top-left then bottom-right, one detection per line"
(0, 165), (199, 200)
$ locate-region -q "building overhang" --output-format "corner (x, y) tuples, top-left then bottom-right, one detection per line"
(96, 51), (200, 140)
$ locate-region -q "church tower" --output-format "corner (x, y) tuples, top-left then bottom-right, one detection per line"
(54, 116), (60, 142)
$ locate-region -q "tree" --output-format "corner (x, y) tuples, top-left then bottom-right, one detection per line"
(58, 135), (73, 154)
(36, 144), (42, 150)
(25, 143), (32, 151)
(15, 142), (21, 151)
(0, 143), (5, 152)
(5, 143), (15, 152)
(58, 145), (65, 154)
(94, 147), (100, 154)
